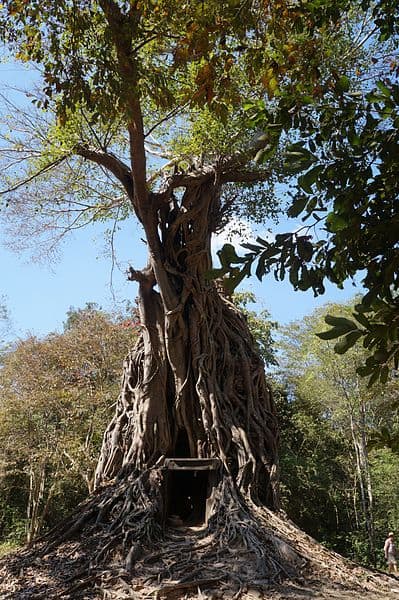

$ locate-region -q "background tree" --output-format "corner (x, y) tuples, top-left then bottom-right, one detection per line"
(0, 305), (137, 545)
(275, 386), (356, 558)
(278, 300), (399, 566)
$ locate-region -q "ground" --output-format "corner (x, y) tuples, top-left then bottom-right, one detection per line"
(1, 518), (399, 600)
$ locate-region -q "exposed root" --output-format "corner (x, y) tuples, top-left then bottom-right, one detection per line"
(1, 471), (397, 599)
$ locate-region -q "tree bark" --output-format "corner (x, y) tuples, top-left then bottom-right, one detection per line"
(95, 178), (279, 507)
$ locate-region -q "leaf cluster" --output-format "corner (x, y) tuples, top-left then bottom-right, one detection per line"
(317, 296), (399, 386)
(214, 1), (399, 378)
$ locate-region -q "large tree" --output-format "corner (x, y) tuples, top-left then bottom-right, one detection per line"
(0, 1), (394, 598)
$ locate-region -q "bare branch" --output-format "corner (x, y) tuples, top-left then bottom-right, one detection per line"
(144, 101), (190, 138)
(75, 144), (134, 199)
(0, 155), (69, 196)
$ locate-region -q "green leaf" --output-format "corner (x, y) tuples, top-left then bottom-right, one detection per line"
(324, 315), (358, 331)
(241, 242), (262, 252)
(367, 369), (381, 387)
(216, 243), (244, 268)
(357, 364), (375, 377)
(255, 255), (267, 280)
(289, 260), (300, 287)
(326, 213), (348, 232)
(352, 312), (370, 328)
(298, 165), (324, 194)
(334, 330), (363, 354)
(376, 80), (391, 98)
(287, 195), (308, 218)
(335, 75), (350, 93)
(316, 328), (344, 340)
(374, 349), (389, 363)
(297, 238), (313, 262)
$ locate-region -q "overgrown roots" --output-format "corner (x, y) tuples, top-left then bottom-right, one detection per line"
(94, 283), (279, 507)
(13, 468), (390, 599)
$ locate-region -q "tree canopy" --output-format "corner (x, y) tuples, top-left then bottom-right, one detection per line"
(205, 1), (399, 383)
(0, 0), (362, 249)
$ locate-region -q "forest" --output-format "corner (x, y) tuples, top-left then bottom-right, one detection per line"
(0, 0), (398, 598)
(1, 298), (399, 568)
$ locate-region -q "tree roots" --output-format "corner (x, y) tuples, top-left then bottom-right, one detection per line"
(1, 468), (391, 599)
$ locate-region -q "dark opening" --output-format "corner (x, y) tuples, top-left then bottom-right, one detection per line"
(167, 469), (208, 525)
(174, 428), (191, 458)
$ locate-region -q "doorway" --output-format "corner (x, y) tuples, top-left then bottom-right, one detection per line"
(163, 458), (220, 527)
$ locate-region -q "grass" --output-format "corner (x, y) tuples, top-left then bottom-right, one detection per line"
(0, 540), (20, 558)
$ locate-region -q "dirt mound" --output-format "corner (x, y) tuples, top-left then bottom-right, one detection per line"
(1, 502), (398, 600)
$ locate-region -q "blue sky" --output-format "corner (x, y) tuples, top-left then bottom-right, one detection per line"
(0, 61), (359, 340)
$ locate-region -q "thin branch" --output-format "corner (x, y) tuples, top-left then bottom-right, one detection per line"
(144, 101), (190, 138)
(108, 206), (122, 303)
(147, 158), (179, 185)
(81, 109), (106, 151)
(144, 144), (171, 159)
(132, 33), (159, 54)
(342, 25), (378, 61)
(0, 155), (69, 196)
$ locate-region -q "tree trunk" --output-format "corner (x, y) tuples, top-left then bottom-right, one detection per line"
(27, 177), (395, 599)
(95, 180), (279, 507)
(349, 402), (375, 564)
(26, 461), (46, 545)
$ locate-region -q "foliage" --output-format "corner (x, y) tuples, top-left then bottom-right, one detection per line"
(276, 387), (354, 557)
(211, 2), (399, 380)
(0, 0), (350, 121)
(277, 299), (399, 565)
(0, 305), (137, 542)
(0, 0), (364, 261)
(317, 296), (399, 386)
(232, 291), (278, 367)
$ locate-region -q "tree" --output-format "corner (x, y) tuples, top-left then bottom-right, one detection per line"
(0, 305), (137, 544)
(213, 1), (399, 383)
(278, 300), (399, 565)
(0, 1), (394, 597)
(275, 386), (356, 559)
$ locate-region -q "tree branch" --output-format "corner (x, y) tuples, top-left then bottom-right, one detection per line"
(220, 168), (271, 184)
(164, 164), (271, 191)
(0, 155), (69, 196)
(75, 144), (134, 199)
(144, 101), (190, 138)
(97, 0), (148, 210)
